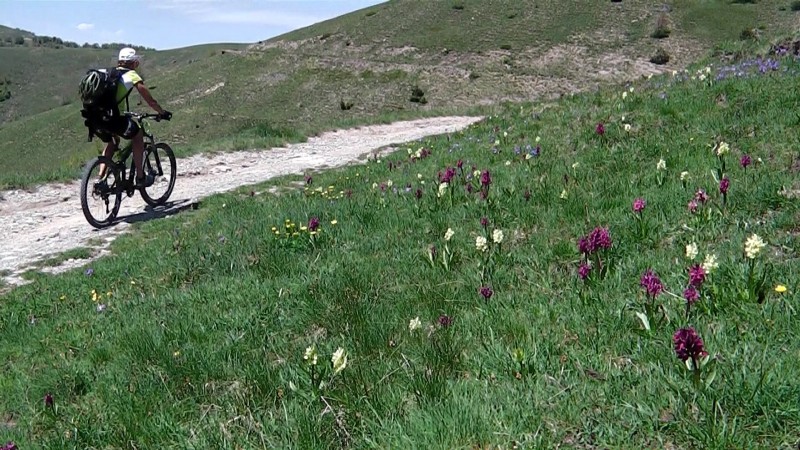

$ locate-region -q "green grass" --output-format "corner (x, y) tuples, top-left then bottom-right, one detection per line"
(2, 53), (800, 448)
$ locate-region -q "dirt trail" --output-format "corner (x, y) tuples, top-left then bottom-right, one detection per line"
(0, 116), (483, 288)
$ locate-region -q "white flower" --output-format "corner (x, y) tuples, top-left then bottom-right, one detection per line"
(698, 73), (706, 81)
(473, 170), (481, 178)
(476, 236), (488, 252)
(624, 124), (632, 132)
(437, 182), (448, 198)
(417, 173), (423, 179)
(629, 87), (634, 93)
(535, 136), (541, 143)
(744, 234), (766, 259)
(409, 317), (422, 333)
(680, 171), (690, 182)
(505, 160), (512, 166)
(560, 189), (568, 199)
(702, 254), (719, 273)
(492, 229), (504, 244)
(372, 182), (378, 189)
(525, 153), (532, 160)
(657, 158), (667, 171)
(571, 162), (580, 170)
(303, 346), (318, 366)
(331, 347), (348, 374)
(622, 91), (628, 99)
(387, 180), (393, 187)
(444, 228), (454, 241)
(685, 242), (698, 260)
(716, 141), (730, 156)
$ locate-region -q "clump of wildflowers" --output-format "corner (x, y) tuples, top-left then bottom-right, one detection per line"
(673, 327), (707, 369)
(577, 226), (612, 279)
(744, 233), (766, 259)
(632, 198), (646, 214)
(640, 269), (664, 299)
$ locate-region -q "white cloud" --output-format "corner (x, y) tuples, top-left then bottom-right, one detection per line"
(76, 23), (95, 31)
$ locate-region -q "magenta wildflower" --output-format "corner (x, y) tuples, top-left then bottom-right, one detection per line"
(308, 217), (320, 232)
(480, 170), (492, 187)
(438, 314), (453, 328)
(578, 262), (591, 280)
(683, 286), (700, 304)
(480, 217), (489, 229)
(688, 264), (706, 287)
(673, 327), (707, 363)
(457, 159), (463, 169)
(632, 198), (647, 214)
(588, 227), (612, 251)
(3, 442), (17, 450)
(719, 176), (730, 195)
(524, 189), (531, 201)
(44, 393), (54, 408)
(694, 189), (709, 203)
(688, 199), (698, 213)
(479, 286), (493, 300)
(415, 189), (423, 200)
(578, 236), (591, 255)
(439, 167), (456, 184)
(640, 269), (663, 298)
(740, 154), (751, 169)
(596, 122), (605, 136)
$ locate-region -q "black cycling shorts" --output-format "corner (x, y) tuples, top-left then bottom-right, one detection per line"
(94, 115), (140, 143)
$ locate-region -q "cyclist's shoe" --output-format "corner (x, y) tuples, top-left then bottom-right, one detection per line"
(134, 173), (155, 189)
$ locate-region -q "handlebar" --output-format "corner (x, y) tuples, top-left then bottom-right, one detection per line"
(124, 112), (166, 122)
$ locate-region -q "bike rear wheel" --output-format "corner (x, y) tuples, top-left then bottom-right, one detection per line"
(80, 156), (123, 228)
(140, 142), (177, 207)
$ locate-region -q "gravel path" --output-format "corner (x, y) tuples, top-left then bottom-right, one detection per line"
(0, 116), (483, 289)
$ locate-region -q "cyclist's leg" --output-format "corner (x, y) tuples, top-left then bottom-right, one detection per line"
(96, 131), (116, 180)
(131, 129), (147, 185)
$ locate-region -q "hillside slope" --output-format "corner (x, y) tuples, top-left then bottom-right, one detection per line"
(0, 0), (798, 188)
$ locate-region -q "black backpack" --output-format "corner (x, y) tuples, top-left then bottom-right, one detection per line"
(78, 67), (128, 141)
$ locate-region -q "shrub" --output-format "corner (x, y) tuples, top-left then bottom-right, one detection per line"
(340, 100), (354, 111)
(409, 85), (427, 104)
(740, 27), (761, 41)
(651, 12), (671, 39)
(650, 47), (670, 65)
(452, 2), (465, 10)
(792, 0), (800, 11)
(500, 44), (512, 50)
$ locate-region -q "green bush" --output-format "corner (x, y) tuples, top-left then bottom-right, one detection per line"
(650, 47), (670, 64)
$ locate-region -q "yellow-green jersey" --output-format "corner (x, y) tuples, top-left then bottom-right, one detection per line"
(115, 68), (143, 110)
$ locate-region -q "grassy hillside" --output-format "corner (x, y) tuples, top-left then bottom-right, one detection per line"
(2, 49), (800, 447)
(1, 0), (800, 189)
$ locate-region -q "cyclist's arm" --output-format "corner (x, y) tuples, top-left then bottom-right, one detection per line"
(134, 82), (166, 115)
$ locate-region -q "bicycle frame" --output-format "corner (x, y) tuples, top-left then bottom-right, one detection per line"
(108, 112), (161, 191)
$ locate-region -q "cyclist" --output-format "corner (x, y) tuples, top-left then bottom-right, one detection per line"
(82, 47), (172, 188)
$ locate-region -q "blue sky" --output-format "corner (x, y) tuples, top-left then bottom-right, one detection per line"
(1, 0), (386, 50)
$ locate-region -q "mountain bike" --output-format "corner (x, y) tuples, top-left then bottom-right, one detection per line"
(79, 112), (177, 229)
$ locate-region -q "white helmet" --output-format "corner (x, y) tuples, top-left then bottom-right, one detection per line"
(118, 47), (140, 62)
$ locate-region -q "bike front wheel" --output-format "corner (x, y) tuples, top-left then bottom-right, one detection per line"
(80, 156), (123, 228)
(140, 142), (177, 207)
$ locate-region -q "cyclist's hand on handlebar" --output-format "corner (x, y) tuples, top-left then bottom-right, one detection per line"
(159, 110), (173, 121)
